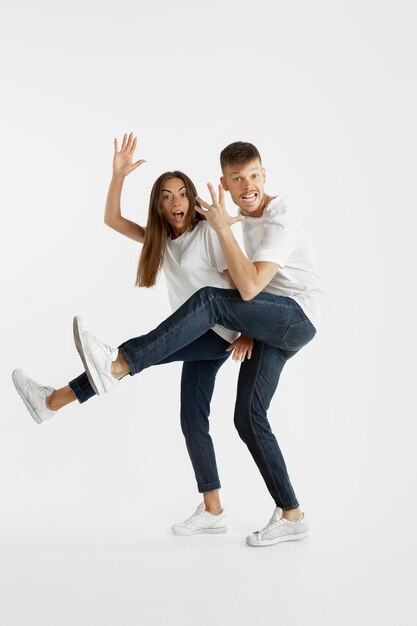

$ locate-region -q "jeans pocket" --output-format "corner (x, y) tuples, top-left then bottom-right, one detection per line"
(282, 319), (316, 351)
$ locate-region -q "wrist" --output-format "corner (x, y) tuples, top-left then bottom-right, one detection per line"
(111, 173), (126, 184)
(216, 223), (232, 237)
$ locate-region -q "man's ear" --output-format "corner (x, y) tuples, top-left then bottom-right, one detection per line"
(220, 176), (229, 191)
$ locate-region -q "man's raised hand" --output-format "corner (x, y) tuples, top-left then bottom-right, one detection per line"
(195, 183), (244, 232)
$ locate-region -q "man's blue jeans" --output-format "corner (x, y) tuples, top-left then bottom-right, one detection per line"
(69, 330), (231, 493)
(72, 287), (316, 509)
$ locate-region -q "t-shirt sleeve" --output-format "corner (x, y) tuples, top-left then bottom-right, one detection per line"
(207, 224), (229, 272)
(252, 202), (301, 268)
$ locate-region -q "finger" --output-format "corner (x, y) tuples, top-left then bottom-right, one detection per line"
(234, 349), (244, 361)
(195, 196), (211, 210)
(114, 137), (118, 153)
(121, 133), (128, 151)
(132, 159), (146, 170)
(127, 132), (134, 151)
(195, 204), (207, 215)
(218, 184), (224, 206)
(130, 136), (137, 154)
(229, 215), (245, 225)
(247, 347), (252, 359)
(207, 182), (218, 205)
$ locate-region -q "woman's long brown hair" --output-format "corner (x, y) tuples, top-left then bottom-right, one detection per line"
(136, 171), (205, 287)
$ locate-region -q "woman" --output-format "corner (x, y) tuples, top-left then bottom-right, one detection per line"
(13, 132), (252, 535)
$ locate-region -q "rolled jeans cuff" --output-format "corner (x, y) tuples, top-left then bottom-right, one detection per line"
(118, 347), (137, 376)
(197, 479), (221, 493)
(68, 378), (90, 404)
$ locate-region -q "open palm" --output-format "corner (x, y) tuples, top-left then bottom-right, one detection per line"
(113, 132), (145, 177)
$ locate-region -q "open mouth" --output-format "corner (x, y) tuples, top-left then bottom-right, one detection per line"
(241, 193), (257, 203)
(172, 211), (185, 223)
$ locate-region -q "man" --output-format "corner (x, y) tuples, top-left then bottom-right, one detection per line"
(193, 142), (325, 545)
(61, 142), (325, 546)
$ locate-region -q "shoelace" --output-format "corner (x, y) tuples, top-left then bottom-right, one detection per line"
(28, 382), (50, 398)
(183, 508), (206, 528)
(258, 515), (285, 535)
(93, 336), (115, 355)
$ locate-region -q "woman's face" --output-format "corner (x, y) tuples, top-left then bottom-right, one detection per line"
(160, 177), (190, 238)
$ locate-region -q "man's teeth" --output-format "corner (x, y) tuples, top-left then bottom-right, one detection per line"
(242, 194), (257, 200)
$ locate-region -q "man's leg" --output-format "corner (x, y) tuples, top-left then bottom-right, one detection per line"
(234, 340), (300, 512)
(66, 330), (231, 407)
(14, 330), (232, 424)
(114, 287), (316, 377)
(68, 331), (232, 408)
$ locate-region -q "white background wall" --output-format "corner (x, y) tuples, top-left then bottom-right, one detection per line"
(1, 1), (416, 625)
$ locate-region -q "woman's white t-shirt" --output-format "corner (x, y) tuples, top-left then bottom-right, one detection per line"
(162, 220), (239, 344)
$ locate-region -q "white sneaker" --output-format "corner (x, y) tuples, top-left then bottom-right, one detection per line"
(12, 369), (55, 425)
(246, 507), (309, 547)
(172, 503), (227, 536)
(73, 316), (119, 395)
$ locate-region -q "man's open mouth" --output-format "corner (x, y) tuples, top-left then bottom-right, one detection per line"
(241, 193), (257, 202)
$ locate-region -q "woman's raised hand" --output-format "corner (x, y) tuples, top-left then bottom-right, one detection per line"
(113, 132), (146, 178)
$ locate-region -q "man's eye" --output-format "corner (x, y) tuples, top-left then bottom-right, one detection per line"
(234, 177), (241, 182)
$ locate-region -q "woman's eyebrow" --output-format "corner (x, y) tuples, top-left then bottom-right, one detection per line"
(162, 186), (186, 193)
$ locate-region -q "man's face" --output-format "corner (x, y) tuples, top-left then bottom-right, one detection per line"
(221, 159), (266, 217)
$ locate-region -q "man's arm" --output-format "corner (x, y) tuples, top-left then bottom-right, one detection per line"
(196, 184), (279, 301)
(218, 228), (279, 300)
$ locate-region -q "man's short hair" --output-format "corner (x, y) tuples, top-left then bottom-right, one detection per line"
(220, 141), (262, 173)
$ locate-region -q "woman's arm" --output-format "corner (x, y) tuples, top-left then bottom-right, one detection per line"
(104, 133), (146, 244)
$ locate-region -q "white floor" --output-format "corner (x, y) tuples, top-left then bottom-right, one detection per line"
(1, 513), (414, 626)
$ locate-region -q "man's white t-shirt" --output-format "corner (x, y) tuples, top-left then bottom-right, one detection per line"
(241, 196), (325, 329)
(162, 220), (239, 344)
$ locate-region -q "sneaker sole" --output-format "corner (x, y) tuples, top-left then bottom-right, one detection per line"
(172, 526), (227, 536)
(246, 531), (309, 547)
(12, 371), (43, 425)
(73, 316), (103, 396)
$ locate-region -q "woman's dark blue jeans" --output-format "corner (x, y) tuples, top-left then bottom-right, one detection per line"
(71, 287), (317, 508)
